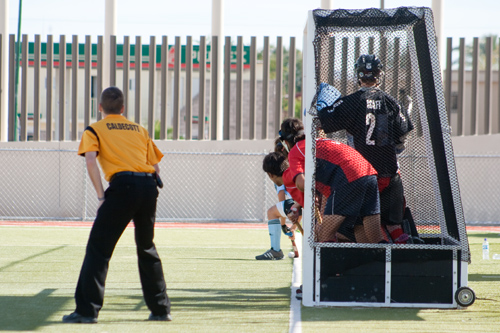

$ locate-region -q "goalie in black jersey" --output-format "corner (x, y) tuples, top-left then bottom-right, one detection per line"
(317, 54), (413, 243)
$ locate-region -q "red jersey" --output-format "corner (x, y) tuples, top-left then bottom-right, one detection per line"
(282, 139), (377, 206)
(282, 140), (306, 206)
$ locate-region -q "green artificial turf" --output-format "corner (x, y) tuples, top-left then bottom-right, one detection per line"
(1, 225), (499, 332)
(0, 226), (292, 332)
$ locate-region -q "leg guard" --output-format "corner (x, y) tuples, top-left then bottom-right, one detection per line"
(268, 219), (281, 251)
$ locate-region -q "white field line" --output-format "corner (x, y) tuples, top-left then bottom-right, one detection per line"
(289, 232), (303, 333)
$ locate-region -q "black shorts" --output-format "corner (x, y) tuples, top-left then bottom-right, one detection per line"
(324, 175), (380, 217)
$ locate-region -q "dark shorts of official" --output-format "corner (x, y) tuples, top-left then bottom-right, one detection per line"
(324, 175), (380, 217)
(380, 173), (405, 226)
(276, 199), (295, 218)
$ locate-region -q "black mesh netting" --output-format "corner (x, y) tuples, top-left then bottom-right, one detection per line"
(306, 7), (470, 262)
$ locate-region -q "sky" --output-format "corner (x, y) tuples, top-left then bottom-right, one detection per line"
(6, 0), (500, 48)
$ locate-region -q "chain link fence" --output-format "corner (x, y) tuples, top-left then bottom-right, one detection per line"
(454, 155), (500, 225)
(0, 147), (498, 225)
(0, 147), (277, 223)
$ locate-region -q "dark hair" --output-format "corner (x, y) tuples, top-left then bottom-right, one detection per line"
(100, 87), (124, 114)
(263, 152), (289, 177)
(274, 136), (289, 157)
(279, 118), (305, 147)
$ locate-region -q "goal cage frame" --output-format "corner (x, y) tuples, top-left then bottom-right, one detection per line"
(301, 7), (471, 308)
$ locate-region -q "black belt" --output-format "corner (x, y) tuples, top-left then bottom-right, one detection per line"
(110, 171), (155, 182)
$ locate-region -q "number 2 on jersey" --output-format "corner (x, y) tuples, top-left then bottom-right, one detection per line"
(365, 113), (376, 145)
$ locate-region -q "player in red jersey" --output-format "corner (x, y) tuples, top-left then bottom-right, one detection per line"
(276, 118), (385, 243)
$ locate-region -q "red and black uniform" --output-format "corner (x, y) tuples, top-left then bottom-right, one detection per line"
(318, 86), (413, 225)
(283, 139), (379, 217)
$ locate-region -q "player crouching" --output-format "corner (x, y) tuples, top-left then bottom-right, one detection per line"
(256, 152), (299, 260)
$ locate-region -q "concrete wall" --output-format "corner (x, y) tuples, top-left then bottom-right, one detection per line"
(0, 137), (498, 224)
(451, 134), (500, 224)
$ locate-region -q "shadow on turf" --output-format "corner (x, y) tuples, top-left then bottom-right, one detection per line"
(469, 233), (500, 239)
(123, 287), (292, 311)
(0, 245), (67, 272)
(469, 273), (500, 281)
(0, 286), (291, 329)
(106, 287), (292, 314)
(0, 289), (71, 331)
(300, 306), (424, 322)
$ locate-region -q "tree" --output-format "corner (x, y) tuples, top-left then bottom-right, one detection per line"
(452, 34), (500, 70)
(258, 44), (303, 119)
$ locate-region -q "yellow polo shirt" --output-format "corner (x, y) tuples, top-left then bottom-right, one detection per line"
(78, 114), (164, 181)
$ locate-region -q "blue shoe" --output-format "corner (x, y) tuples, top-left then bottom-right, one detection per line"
(62, 312), (97, 324)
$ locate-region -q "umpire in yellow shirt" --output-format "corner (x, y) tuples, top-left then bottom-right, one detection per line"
(63, 87), (171, 323)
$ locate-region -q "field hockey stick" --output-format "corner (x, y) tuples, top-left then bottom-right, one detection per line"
(314, 206), (323, 224)
(290, 238), (299, 258)
(294, 221), (304, 234)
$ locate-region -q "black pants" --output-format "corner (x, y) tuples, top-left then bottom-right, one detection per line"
(380, 173), (405, 226)
(74, 175), (170, 318)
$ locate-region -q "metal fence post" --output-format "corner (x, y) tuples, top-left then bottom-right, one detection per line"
(173, 36), (181, 140)
(484, 36), (492, 135)
(185, 36), (193, 140)
(96, 36), (103, 121)
(8, 34), (15, 141)
(110, 35), (116, 87)
(46, 35), (53, 141)
(457, 38), (465, 136)
(288, 37), (296, 118)
(148, 36), (155, 137)
(33, 34), (40, 141)
(236, 36), (243, 140)
(71, 35), (78, 141)
(122, 36), (130, 118)
(275, 36), (283, 135)
(134, 36), (141, 124)
(84, 36), (91, 128)
(20, 34), (27, 141)
(58, 35), (66, 140)
(210, 36), (219, 140)
(160, 35), (168, 140)
(262, 36), (270, 139)
(223, 36), (231, 140)
(198, 36), (206, 140)
(470, 37), (478, 135)
(249, 36), (257, 140)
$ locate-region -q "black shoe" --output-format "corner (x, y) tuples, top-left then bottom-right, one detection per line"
(411, 236), (425, 244)
(148, 313), (172, 321)
(255, 248), (284, 260)
(62, 312), (97, 324)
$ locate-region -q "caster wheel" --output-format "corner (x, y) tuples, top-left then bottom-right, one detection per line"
(455, 287), (476, 307)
